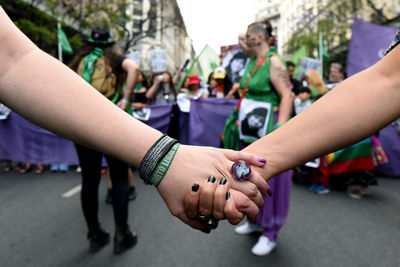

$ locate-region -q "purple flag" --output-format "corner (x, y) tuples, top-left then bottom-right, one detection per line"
(189, 98), (237, 147)
(347, 17), (398, 77)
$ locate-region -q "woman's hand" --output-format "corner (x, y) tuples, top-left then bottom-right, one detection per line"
(156, 145), (269, 231)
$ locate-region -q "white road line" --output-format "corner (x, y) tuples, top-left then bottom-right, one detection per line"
(62, 184), (82, 198)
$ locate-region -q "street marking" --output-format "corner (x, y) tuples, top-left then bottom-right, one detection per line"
(62, 184), (82, 198)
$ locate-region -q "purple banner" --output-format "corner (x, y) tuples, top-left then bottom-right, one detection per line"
(347, 17), (398, 77)
(2, 99), (399, 179)
(375, 124), (400, 177)
(189, 98), (237, 147)
(0, 105), (173, 165)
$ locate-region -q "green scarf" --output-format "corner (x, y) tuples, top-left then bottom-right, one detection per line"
(82, 47), (103, 83)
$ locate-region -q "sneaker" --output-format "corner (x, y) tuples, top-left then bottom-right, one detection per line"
(349, 187), (370, 199)
(113, 226), (137, 254)
(235, 221), (263, 235)
(87, 226), (110, 253)
(308, 184), (319, 192)
(315, 185), (330, 195)
(251, 236), (277, 256)
(128, 187), (137, 201)
(105, 189), (112, 204)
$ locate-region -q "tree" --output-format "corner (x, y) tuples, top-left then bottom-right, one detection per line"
(285, 0), (399, 77)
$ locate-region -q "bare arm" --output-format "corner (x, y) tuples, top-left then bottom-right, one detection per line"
(269, 56), (294, 124)
(0, 7), (269, 230)
(244, 45), (400, 179)
(238, 33), (251, 56)
(117, 58), (140, 110)
(145, 79), (160, 99)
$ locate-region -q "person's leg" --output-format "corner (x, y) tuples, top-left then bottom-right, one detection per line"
(105, 168), (112, 204)
(128, 168), (137, 201)
(252, 171), (292, 256)
(105, 154), (137, 254)
(75, 143), (109, 252)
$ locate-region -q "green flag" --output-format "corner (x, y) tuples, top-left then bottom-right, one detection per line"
(58, 25), (73, 55)
(289, 45), (306, 79)
(178, 44), (219, 88)
(318, 34), (330, 61)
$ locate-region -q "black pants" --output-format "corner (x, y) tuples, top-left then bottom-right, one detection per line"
(75, 143), (129, 230)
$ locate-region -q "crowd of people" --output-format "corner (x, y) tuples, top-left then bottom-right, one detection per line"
(1, 5), (399, 260)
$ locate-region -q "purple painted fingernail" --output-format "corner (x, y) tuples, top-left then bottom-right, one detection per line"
(267, 188), (273, 196)
(258, 158), (267, 164)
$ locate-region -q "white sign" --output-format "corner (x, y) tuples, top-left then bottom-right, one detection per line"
(297, 57), (321, 80)
(127, 51), (141, 66)
(238, 99), (272, 142)
(150, 49), (167, 73)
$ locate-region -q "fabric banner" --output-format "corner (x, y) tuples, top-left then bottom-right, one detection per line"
(375, 124), (400, 177)
(1, 99), (399, 178)
(346, 16), (398, 77)
(189, 98), (237, 147)
(0, 105), (173, 165)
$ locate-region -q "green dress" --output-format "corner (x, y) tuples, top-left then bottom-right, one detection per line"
(223, 50), (286, 150)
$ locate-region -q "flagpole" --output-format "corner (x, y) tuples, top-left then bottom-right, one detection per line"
(57, 22), (63, 62)
(319, 32), (323, 77)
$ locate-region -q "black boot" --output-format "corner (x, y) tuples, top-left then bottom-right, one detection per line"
(113, 225), (137, 254)
(105, 188), (112, 204)
(87, 226), (110, 253)
(128, 186), (137, 201)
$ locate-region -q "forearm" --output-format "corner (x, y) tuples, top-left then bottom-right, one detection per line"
(244, 63), (400, 178)
(0, 48), (162, 166)
(146, 83), (159, 99)
(276, 91), (293, 124)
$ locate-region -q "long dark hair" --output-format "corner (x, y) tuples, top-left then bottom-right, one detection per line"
(69, 43), (124, 83)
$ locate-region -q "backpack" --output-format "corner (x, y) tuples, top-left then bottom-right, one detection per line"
(77, 55), (116, 99)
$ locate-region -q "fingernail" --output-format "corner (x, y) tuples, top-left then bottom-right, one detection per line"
(267, 188), (273, 196)
(201, 228), (211, 234)
(258, 158), (267, 163)
(226, 191), (231, 200)
(191, 183), (199, 192)
(208, 176), (216, 183)
(219, 178), (227, 185)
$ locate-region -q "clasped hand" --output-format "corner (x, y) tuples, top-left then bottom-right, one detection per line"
(157, 144), (270, 232)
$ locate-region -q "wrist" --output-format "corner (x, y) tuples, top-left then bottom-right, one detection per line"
(138, 134), (180, 186)
(119, 98), (129, 105)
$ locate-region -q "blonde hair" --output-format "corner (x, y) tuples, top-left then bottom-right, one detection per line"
(304, 70), (328, 95)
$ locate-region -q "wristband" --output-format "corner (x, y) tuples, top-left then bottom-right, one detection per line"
(150, 143), (180, 186)
(139, 135), (179, 185)
(119, 98), (129, 105)
(275, 122), (283, 129)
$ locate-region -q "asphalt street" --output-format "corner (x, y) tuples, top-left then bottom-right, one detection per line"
(0, 164), (399, 267)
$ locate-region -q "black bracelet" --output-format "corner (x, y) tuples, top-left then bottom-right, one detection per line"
(138, 134), (178, 185)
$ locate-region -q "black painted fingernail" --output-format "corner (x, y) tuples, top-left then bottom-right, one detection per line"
(267, 188), (273, 196)
(208, 176), (216, 183)
(219, 178), (227, 185)
(192, 183), (199, 192)
(226, 191), (231, 200)
(201, 228), (211, 234)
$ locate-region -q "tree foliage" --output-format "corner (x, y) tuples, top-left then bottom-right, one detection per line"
(286, 0), (399, 65)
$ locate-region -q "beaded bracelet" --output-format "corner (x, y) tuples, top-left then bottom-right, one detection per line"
(138, 134), (179, 185)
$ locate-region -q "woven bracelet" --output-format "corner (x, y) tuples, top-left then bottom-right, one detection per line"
(138, 134), (179, 185)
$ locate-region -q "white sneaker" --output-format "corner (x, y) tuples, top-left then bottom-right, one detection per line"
(234, 221), (263, 235)
(251, 236), (277, 256)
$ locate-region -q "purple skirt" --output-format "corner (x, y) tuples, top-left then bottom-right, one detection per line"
(255, 170), (292, 241)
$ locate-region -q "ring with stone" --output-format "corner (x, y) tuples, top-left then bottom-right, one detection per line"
(197, 215), (219, 229)
(231, 160), (251, 181)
